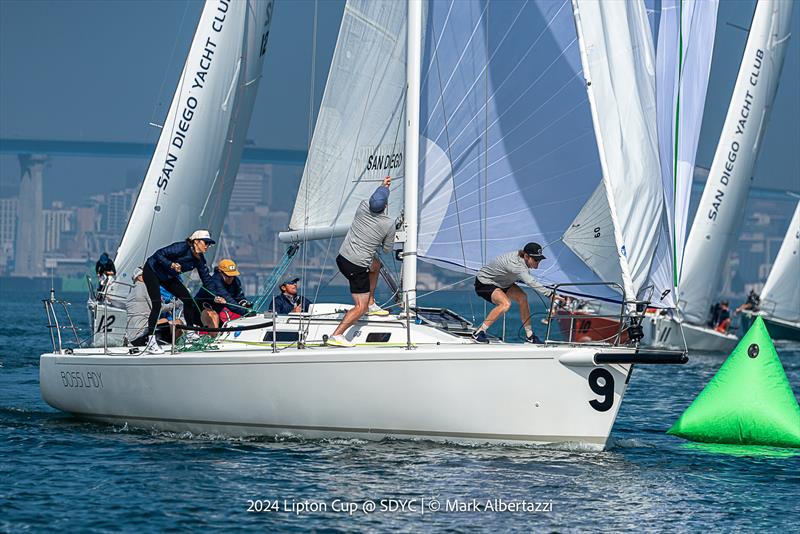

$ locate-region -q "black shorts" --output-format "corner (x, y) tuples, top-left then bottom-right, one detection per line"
(474, 278), (509, 303)
(337, 254), (371, 294)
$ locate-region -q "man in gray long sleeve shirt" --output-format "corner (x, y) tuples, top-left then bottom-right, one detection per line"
(329, 176), (395, 347)
(472, 242), (559, 344)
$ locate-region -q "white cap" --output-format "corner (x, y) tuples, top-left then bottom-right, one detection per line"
(188, 229), (216, 244)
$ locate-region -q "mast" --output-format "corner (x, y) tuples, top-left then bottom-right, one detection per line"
(680, 0), (793, 324)
(402, 0), (422, 310)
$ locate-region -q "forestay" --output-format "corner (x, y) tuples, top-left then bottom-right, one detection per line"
(760, 201), (800, 323)
(110, 0), (275, 300)
(283, 0), (407, 243)
(417, 0), (664, 302)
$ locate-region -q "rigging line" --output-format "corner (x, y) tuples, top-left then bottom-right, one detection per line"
(300, 0), (318, 337)
(420, 0), (456, 89)
(482, 0), (490, 268)
(438, 69), (583, 168)
(423, 0), (570, 137)
(148, 1), (193, 133)
(421, 0), (490, 134)
(428, 34), (580, 154)
(429, 99), (592, 203)
(430, 15), (474, 323)
(420, 0), (529, 134)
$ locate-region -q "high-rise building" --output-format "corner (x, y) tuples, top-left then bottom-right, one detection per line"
(107, 188), (136, 235)
(229, 164), (272, 211)
(13, 154), (46, 276)
(43, 204), (74, 252)
(0, 197), (18, 272)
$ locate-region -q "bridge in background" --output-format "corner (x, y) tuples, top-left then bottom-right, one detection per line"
(0, 137), (796, 200)
(0, 137), (308, 166)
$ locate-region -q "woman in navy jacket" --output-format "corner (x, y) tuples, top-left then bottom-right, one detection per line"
(141, 229), (215, 352)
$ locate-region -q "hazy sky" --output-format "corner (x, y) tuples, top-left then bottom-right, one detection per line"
(0, 0), (798, 204)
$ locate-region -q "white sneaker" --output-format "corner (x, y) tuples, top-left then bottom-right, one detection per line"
(144, 335), (164, 355)
(368, 304), (390, 316)
(184, 331), (200, 343)
(327, 335), (356, 347)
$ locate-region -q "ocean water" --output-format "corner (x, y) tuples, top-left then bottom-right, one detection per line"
(1, 290), (799, 532)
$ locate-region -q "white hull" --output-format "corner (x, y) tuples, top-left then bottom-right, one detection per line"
(642, 314), (737, 353)
(40, 322), (634, 449)
(88, 299), (127, 348)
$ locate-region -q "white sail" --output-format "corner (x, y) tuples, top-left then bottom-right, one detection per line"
(680, 0), (793, 324)
(760, 201), (800, 323)
(282, 0), (407, 242)
(655, 0), (719, 294)
(110, 0), (275, 299)
(561, 182), (623, 292)
(572, 0), (665, 303)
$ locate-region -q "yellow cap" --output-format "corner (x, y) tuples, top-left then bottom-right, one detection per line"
(218, 259), (240, 276)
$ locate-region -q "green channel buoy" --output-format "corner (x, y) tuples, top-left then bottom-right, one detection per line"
(668, 316), (800, 448)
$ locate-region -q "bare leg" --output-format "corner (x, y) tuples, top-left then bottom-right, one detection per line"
(201, 309), (220, 338)
(506, 284), (531, 332)
(367, 258), (381, 307)
(481, 289), (511, 330)
(333, 293), (370, 337)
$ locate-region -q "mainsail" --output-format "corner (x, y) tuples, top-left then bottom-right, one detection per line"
(110, 0), (275, 300)
(680, 0), (793, 324)
(417, 0), (664, 302)
(281, 0), (408, 243)
(759, 201), (800, 323)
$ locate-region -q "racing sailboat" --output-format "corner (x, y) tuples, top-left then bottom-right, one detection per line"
(739, 200), (800, 341)
(88, 0), (275, 347)
(40, 0), (686, 449)
(644, 0), (794, 352)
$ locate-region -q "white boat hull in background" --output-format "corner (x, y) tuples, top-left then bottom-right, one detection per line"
(643, 314), (737, 353)
(40, 343), (633, 449)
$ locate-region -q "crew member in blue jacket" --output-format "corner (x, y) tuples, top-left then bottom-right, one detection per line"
(194, 258), (252, 331)
(270, 276), (312, 315)
(141, 229), (215, 353)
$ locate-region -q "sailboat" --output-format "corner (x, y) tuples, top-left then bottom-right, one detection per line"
(644, 0), (794, 352)
(40, 0), (686, 450)
(88, 0), (275, 347)
(740, 201), (800, 341)
(557, 0), (719, 343)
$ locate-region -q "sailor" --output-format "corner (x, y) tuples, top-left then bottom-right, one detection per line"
(713, 300), (732, 333)
(95, 252), (117, 298)
(471, 242), (559, 344)
(141, 230), (216, 353)
(125, 267), (182, 347)
(194, 258), (252, 332)
(270, 276), (311, 315)
(328, 176), (395, 347)
(735, 289), (761, 315)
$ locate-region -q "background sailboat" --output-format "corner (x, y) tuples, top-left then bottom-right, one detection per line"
(740, 200), (800, 340)
(647, 0), (794, 352)
(91, 0), (276, 346)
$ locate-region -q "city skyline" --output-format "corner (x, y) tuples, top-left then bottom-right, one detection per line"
(0, 0), (798, 300)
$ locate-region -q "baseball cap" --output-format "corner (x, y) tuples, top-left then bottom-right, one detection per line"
(281, 276), (300, 286)
(523, 242), (546, 260)
(188, 229), (216, 244)
(133, 266), (143, 279)
(218, 259), (240, 276)
(369, 185), (390, 213)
